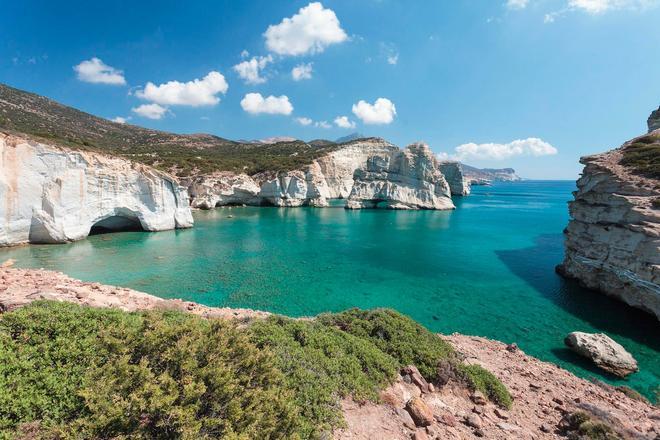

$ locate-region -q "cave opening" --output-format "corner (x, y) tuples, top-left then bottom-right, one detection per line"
(89, 215), (145, 235)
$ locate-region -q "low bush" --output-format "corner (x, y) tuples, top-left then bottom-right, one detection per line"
(456, 364), (513, 409)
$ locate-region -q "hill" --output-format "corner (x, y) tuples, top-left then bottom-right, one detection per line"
(0, 83), (342, 176)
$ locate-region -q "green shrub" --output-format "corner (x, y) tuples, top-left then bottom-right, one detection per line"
(456, 364), (513, 409)
(317, 308), (455, 379)
(562, 411), (621, 440)
(620, 135), (660, 179)
(615, 386), (648, 404)
(0, 302), (302, 439)
(248, 316), (398, 437)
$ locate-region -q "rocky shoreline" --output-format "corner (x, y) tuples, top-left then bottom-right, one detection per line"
(1, 264), (657, 439)
(558, 127), (660, 321)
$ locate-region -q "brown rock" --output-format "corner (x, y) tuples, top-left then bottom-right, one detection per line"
(465, 414), (483, 429)
(405, 397), (434, 427)
(474, 428), (485, 437)
(402, 365), (431, 393)
(411, 430), (428, 440)
(471, 391), (487, 405)
(494, 408), (509, 420)
(436, 412), (457, 427)
(506, 343), (519, 352)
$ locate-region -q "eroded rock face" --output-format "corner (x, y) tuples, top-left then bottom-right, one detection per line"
(648, 106), (660, 132)
(438, 161), (471, 196)
(564, 332), (638, 377)
(187, 138), (400, 208)
(346, 143), (455, 210)
(558, 136), (660, 320)
(0, 133), (193, 246)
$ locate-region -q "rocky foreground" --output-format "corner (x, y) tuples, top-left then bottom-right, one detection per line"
(1, 264), (657, 439)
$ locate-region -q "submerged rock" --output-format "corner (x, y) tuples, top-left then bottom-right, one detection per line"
(0, 133), (193, 246)
(564, 332), (638, 377)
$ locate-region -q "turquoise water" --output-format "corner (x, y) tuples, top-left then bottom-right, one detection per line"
(1, 181), (658, 398)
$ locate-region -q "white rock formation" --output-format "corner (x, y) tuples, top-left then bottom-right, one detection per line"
(187, 138), (399, 208)
(0, 133), (193, 246)
(438, 161), (471, 196)
(346, 143), (455, 210)
(564, 332), (638, 377)
(185, 172), (261, 209)
(558, 132), (660, 320)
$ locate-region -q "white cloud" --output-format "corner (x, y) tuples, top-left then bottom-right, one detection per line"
(240, 93), (293, 115)
(264, 2), (348, 56)
(387, 53), (399, 65)
(380, 43), (399, 65)
(240, 49), (250, 58)
(315, 120), (331, 129)
(445, 138), (558, 161)
(334, 115), (356, 129)
(292, 63), (313, 81)
(136, 71), (228, 107)
(74, 58), (126, 85)
(295, 116), (313, 126)
(352, 98), (397, 125)
(506, 0), (529, 9)
(545, 0), (657, 21)
(111, 116), (130, 124)
(233, 55), (272, 85)
(132, 103), (168, 120)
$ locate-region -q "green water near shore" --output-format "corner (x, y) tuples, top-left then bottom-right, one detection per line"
(1, 181), (658, 398)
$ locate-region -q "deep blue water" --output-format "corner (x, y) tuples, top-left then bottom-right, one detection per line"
(1, 181), (658, 397)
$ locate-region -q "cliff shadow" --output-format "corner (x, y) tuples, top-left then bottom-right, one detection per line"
(495, 233), (660, 351)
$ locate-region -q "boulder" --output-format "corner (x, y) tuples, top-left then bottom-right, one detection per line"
(405, 397), (434, 427)
(564, 332), (638, 377)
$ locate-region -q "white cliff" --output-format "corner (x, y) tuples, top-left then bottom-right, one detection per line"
(0, 133), (193, 246)
(558, 131), (660, 320)
(438, 161), (471, 196)
(346, 143), (455, 210)
(187, 138), (399, 208)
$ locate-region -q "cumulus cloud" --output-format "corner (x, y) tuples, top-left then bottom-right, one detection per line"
(506, 0), (529, 9)
(111, 116), (130, 124)
(292, 63), (313, 81)
(264, 2), (348, 56)
(240, 93), (293, 115)
(136, 71), (228, 106)
(74, 58), (126, 85)
(233, 55), (272, 84)
(295, 116), (313, 126)
(334, 115), (356, 129)
(351, 98), (396, 125)
(132, 103), (168, 120)
(443, 138), (558, 161)
(315, 120), (331, 129)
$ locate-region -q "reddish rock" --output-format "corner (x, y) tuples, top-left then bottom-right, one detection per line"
(406, 397), (434, 427)
(402, 365), (431, 393)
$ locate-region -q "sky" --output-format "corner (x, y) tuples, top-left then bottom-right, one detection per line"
(1, 0), (659, 179)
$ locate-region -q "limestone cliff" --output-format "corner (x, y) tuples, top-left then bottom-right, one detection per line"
(0, 133), (193, 246)
(187, 138), (400, 208)
(438, 161), (471, 196)
(558, 130), (660, 320)
(346, 143), (455, 210)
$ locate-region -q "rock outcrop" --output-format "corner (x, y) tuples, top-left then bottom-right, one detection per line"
(0, 133), (193, 246)
(438, 161), (471, 196)
(557, 131), (660, 320)
(461, 164), (521, 185)
(187, 138), (401, 208)
(648, 106), (660, 132)
(564, 332), (638, 377)
(346, 143), (455, 210)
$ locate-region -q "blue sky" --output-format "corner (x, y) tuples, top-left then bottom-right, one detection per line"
(1, 0), (659, 179)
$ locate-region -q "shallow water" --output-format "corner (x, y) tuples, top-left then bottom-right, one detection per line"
(2, 181), (658, 398)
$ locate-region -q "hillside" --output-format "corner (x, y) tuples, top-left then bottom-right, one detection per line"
(0, 83), (344, 176)
(461, 164), (521, 183)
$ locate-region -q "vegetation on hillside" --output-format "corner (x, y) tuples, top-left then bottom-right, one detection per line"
(620, 132), (660, 179)
(0, 302), (512, 439)
(0, 83), (347, 176)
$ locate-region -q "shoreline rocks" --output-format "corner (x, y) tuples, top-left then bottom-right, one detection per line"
(564, 332), (638, 377)
(558, 129), (660, 320)
(0, 133), (193, 246)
